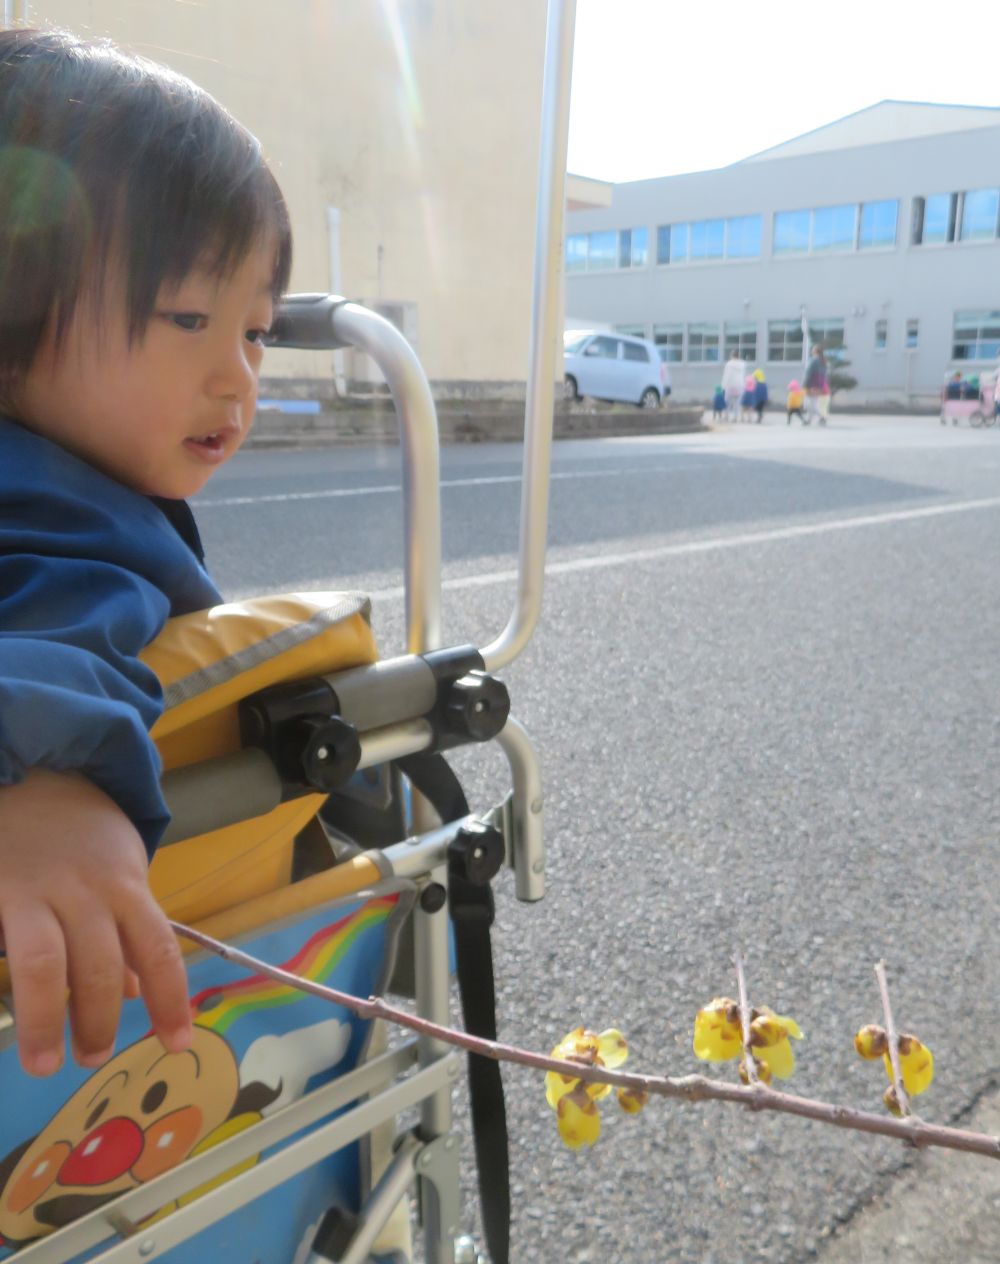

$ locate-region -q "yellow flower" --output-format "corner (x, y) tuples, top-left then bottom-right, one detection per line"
(693, 997), (742, 1062)
(544, 1026), (628, 1105)
(883, 1034), (933, 1097)
(749, 1010), (803, 1081)
(556, 1084), (601, 1149)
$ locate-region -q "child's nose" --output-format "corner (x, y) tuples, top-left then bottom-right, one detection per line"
(206, 336), (257, 402)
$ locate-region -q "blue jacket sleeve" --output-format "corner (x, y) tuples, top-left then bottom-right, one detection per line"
(0, 553), (172, 855)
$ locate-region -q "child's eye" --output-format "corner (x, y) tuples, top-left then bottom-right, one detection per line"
(245, 328), (271, 345)
(167, 312), (208, 332)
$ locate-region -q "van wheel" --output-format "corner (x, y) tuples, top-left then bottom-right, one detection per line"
(564, 375), (579, 402)
(639, 388), (660, 410)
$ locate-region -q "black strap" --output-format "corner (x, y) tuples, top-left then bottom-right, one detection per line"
(396, 753), (510, 1264)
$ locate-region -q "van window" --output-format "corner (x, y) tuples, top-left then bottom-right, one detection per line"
(564, 334), (589, 354)
(585, 336), (620, 359)
(622, 341), (649, 362)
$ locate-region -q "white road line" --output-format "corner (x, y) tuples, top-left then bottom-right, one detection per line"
(195, 463), (714, 507)
(340, 495), (1000, 605)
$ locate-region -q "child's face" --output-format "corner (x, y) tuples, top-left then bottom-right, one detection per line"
(18, 244), (277, 500)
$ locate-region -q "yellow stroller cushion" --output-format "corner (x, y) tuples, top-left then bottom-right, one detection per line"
(141, 592), (377, 925)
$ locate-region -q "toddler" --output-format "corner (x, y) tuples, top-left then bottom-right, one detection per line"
(786, 379), (805, 424)
(0, 28), (291, 1076)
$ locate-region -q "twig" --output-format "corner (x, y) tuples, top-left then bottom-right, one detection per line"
(171, 920), (1000, 1161)
(733, 947), (758, 1087)
(875, 959), (912, 1119)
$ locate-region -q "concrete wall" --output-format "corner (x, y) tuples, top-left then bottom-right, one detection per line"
(565, 122), (1000, 406)
(21, 1), (548, 394)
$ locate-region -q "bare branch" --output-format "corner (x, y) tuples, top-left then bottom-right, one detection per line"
(172, 920), (1000, 1162)
(875, 959), (913, 1119)
(732, 947), (758, 1086)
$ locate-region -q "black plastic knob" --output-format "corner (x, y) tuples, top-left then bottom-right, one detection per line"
(444, 672), (510, 742)
(448, 821), (505, 886)
(295, 715), (362, 792)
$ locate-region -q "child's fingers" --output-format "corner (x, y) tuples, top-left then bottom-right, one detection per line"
(63, 914), (125, 1066)
(123, 966), (141, 1000)
(120, 901), (192, 1052)
(1, 900), (68, 1077)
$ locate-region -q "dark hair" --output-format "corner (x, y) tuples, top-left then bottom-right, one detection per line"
(0, 28), (292, 394)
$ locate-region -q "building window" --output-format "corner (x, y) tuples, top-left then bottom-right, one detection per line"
(913, 193), (956, 245)
(687, 322), (720, 363)
(725, 215), (762, 258)
(588, 230), (618, 270)
(773, 210), (811, 255)
(959, 189), (1000, 242)
(874, 318), (888, 351)
(656, 215), (761, 263)
(906, 319), (919, 349)
(616, 324), (645, 338)
(859, 200), (898, 249)
(767, 319), (805, 362)
(808, 318), (846, 359)
(724, 322), (757, 361)
(566, 233), (588, 273)
(565, 228), (648, 272)
(653, 324), (683, 362)
(812, 205), (857, 252)
(952, 311), (1000, 361)
(690, 219), (726, 261)
(619, 227), (649, 268)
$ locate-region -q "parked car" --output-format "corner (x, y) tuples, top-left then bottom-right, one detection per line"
(563, 330), (671, 409)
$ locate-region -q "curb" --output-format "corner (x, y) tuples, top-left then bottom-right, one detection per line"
(243, 405), (708, 450)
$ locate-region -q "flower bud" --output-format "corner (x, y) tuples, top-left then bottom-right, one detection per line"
(854, 1024), (887, 1060)
(883, 1084), (903, 1117)
(617, 1086), (649, 1115)
(739, 1054), (772, 1086)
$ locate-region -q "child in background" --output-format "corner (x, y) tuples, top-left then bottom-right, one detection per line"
(0, 28), (292, 1076)
(786, 379), (805, 424)
(712, 384), (726, 421)
(752, 368), (768, 424)
(944, 371), (963, 401)
(740, 374), (755, 423)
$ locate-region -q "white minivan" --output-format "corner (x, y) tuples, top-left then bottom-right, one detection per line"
(563, 330), (671, 409)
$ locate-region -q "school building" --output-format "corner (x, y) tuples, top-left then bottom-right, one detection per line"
(564, 101), (1000, 408)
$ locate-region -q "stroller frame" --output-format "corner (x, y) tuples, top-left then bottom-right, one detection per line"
(6, 3), (578, 1262)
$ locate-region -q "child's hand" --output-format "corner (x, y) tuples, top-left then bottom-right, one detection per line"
(0, 769), (193, 1076)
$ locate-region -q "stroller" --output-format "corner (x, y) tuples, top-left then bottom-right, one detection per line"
(0, 3), (577, 1262)
(939, 371), (997, 427)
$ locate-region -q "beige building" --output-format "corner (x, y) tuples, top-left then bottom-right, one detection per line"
(13, 0), (554, 399)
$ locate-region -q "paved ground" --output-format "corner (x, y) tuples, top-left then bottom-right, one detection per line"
(195, 412), (1000, 1262)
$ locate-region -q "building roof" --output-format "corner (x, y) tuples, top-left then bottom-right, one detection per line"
(566, 172), (613, 210)
(740, 100), (1000, 164)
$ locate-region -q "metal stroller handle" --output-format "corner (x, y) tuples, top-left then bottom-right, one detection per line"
(269, 297), (443, 656)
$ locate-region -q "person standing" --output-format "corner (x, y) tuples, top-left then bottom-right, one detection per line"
(803, 344), (827, 426)
(721, 349), (746, 423)
(752, 368), (768, 424)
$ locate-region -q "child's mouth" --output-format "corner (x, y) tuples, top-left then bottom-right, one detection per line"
(184, 430), (234, 462)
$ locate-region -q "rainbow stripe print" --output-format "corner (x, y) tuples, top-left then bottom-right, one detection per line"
(190, 896), (397, 1035)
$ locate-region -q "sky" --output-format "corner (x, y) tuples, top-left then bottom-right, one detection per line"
(567, 0), (1000, 183)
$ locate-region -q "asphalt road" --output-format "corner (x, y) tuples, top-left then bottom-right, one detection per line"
(195, 414), (1000, 1263)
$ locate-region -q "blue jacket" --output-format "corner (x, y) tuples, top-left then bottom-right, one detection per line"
(0, 417), (222, 854)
